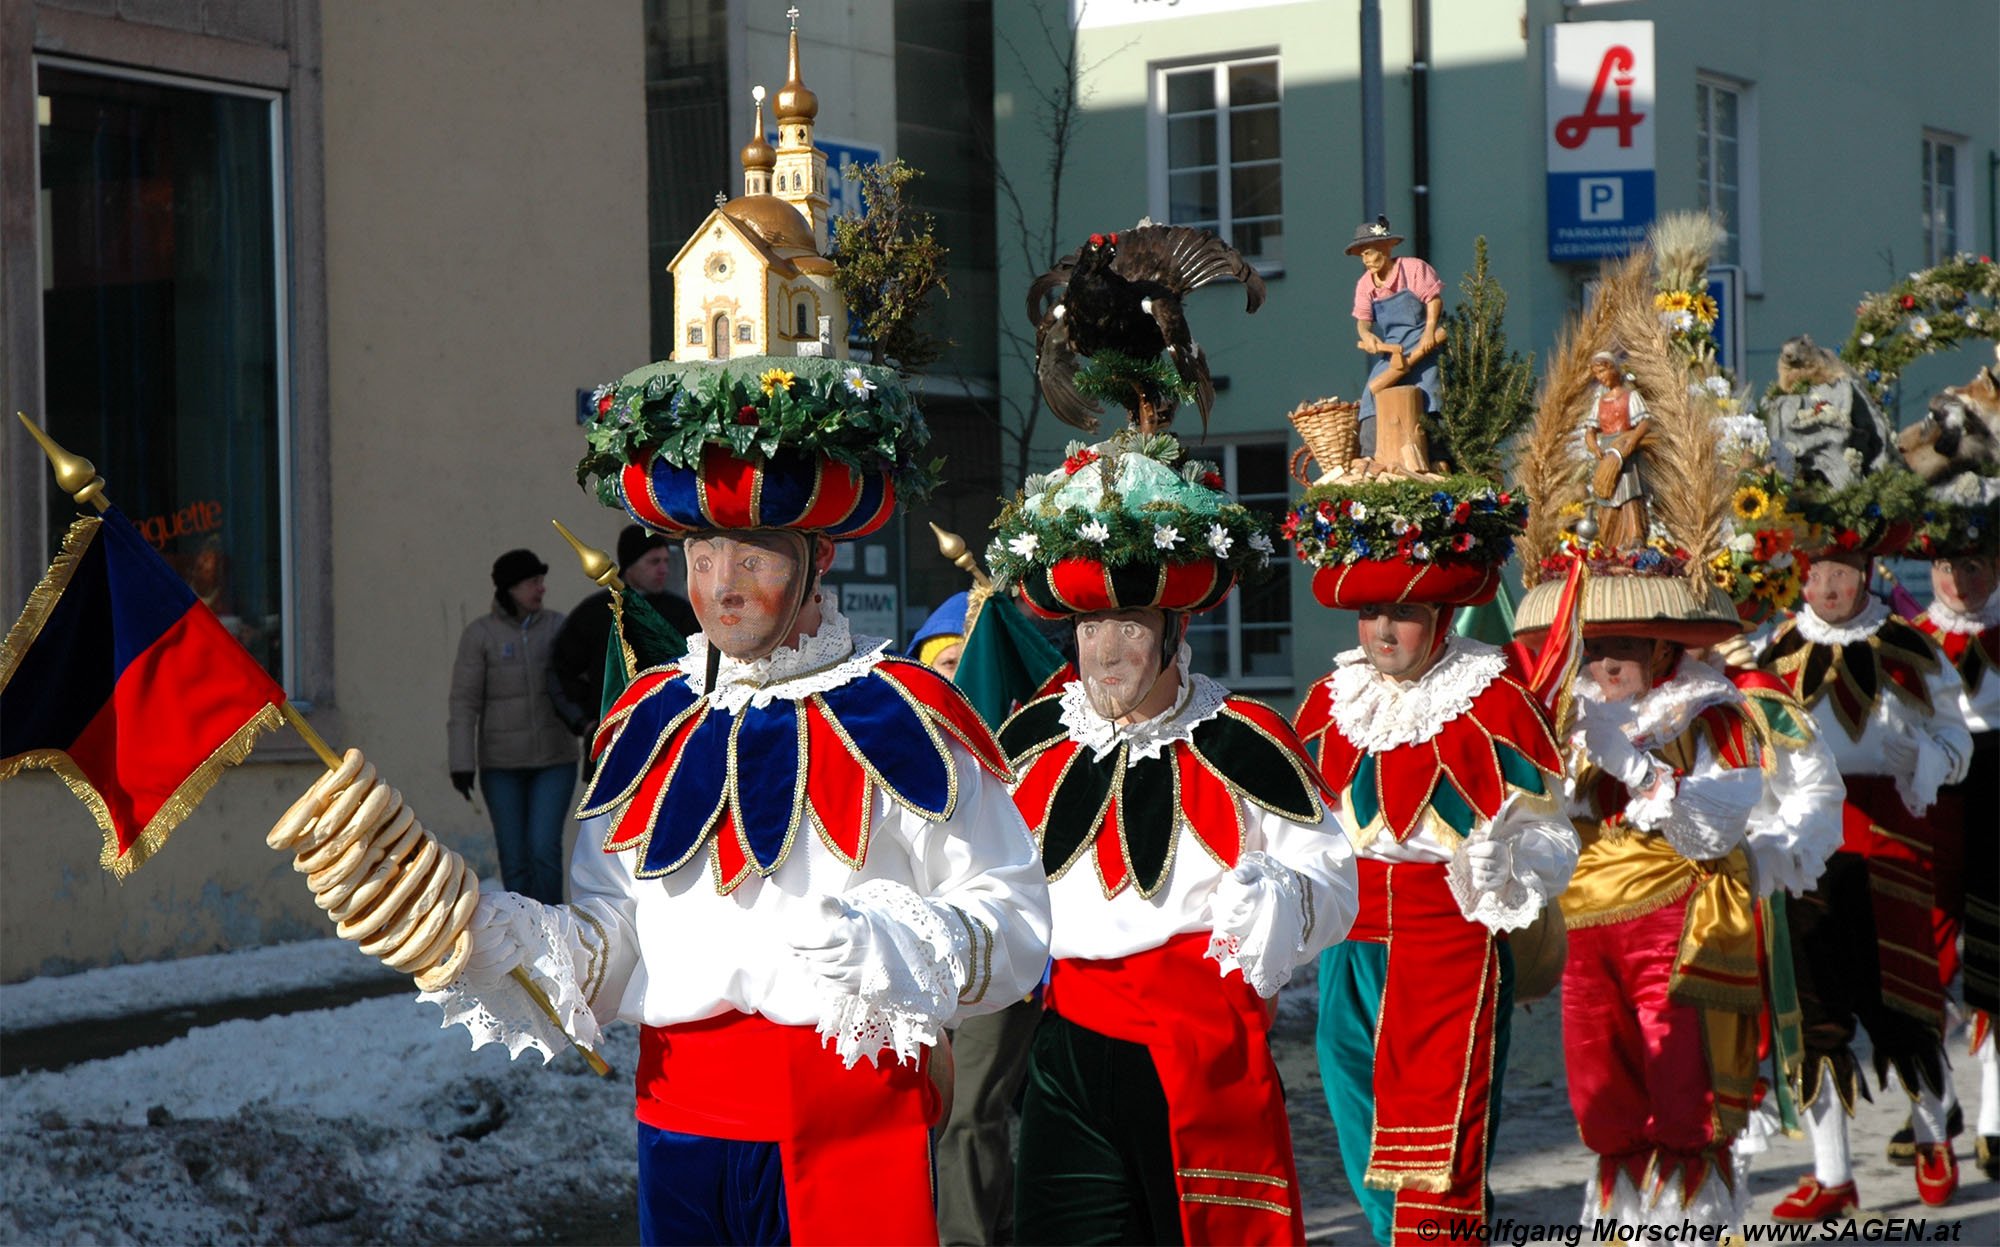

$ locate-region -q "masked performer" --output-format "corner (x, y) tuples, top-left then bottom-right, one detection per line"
(426, 357), (1052, 1247)
(987, 433), (1358, 1246)
(1288, 469), (1575, 1246)
(1760, 490), (1972, 1218)
(1908, 507), (2000, 1180)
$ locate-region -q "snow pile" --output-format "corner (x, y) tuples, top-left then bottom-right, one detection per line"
(0, 948), (639, 1245)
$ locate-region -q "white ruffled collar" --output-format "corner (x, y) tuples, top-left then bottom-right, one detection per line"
(1795, 597), (1889, 646)
(679, 598), (890, 713)
(1926, 591), (2000, 636)
(1057, 644), (1232, 763)
(1326, 635), (1508, 753)
(1573, 654), (1743, 751)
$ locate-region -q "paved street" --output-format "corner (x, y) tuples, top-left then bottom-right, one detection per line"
(1271, 969), (2000, 1243)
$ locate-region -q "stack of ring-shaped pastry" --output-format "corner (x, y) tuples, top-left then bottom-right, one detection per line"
(267, 747), (479, 991)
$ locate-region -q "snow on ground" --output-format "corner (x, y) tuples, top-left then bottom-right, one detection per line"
(1, 942), (1996, 1245)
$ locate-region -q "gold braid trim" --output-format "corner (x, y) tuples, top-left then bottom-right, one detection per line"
(0, 516), (101, 688)
(5, 703), (286, 879)
(609, 590), (637, 680)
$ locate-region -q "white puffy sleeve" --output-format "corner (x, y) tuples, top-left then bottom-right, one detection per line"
(1206, 804), (1359, 995)
(1899, 659), (1972, 815)
(1743, 730), (1845, 896)
(1447, 792), (1579, 933)
(1625, 735), (1762, 861)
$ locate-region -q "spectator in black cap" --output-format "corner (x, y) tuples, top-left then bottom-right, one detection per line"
(447, 548), (577, 904)
(548, 525), (698, 751)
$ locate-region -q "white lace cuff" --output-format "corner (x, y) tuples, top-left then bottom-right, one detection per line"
(418, 894), (603, 1063)
(809, 878), (964, 1070)
(1643, 773), (1756, 862)
(1445, 823), (1542, 934)
(1204, 852), (1309, 997)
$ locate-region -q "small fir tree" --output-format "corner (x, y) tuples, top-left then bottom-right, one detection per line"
(1438, 236), (1536, 480)
(831, 160), (951, 370)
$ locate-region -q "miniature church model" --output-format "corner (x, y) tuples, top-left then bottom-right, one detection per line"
(666, 8), (847, 361)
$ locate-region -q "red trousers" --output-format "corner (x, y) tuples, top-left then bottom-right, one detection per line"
(1563, 897), (1717, 1164)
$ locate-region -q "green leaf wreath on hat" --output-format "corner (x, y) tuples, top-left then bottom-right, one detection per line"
(986, 431), (1275, 593)
(575, 355), (939, 508)
(1843, 254), (2000, 402)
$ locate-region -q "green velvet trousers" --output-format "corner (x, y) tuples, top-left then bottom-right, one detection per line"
(1315, 938), (1515, 1246)
(1014, 1011), (1182, 1245)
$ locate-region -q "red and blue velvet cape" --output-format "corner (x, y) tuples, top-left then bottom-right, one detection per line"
(578, 653), (1010, 893)
(998, 687), (1329, 899)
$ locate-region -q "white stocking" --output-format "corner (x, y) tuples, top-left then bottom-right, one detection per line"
(1978, 1036), (2000, 1137)
(1807, 1092), (1854, 1186)
(1913, 1085), (1949, 1145)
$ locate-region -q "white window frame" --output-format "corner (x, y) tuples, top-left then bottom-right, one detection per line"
(1922, 129), (1969, 266)
(1695, 71), (1761, 294)
(1182, 437), (1292, 691)
(1147, 53), (1283, 275)
(32, 56), (297, 691)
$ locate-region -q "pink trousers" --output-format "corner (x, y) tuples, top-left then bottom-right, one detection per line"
(1562, 897), (1717, 1161)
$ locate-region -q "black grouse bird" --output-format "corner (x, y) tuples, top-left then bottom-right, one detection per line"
(1028, 224), (1266, 431)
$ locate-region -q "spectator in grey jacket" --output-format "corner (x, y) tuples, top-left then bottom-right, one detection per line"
(448, 549), (578, 904)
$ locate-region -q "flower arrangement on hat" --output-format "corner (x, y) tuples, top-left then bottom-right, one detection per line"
(1286, 475), (1526, 569)
(575, 355), (937, 510)
(1705, 466), (1810, 623)
(986, 430), (1275, 618)
(1844, 253), (1999, 401)
(1906, 496), (1999, 560)
(1788, 465), (1931, 556)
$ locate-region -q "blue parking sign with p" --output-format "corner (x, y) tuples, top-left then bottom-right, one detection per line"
(1546, 170), (1655, 261)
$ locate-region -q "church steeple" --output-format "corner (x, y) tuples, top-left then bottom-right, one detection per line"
(741, 85), (775, 196)
(770, 4), (830, 251)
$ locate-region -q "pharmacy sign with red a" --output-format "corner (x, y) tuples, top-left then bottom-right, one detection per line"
(1546, 21), (1655, 262)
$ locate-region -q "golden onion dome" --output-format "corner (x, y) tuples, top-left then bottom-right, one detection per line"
(741, 91), (776, 170)
(721, 194), (816, 253)
(774, 27), (818, 124)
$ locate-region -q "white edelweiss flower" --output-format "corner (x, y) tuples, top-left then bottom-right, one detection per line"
(1248, 531), (1274, 554)
(1670, 310), (1696, 332)
(1349, 501), (1370, 521)
(1207, 523), (1234, 556)
(1153, 524), (1183, 550)
(1910, 316), (1933, 340)
(1391, 517), (1415, 537)
(1078, 518), (1111, 543)
(1411, 541), (1432, 561)
(1858, 332), (1876, 346)
(1964, 310), (1980, 328)
(1007, 532), (1040, 560)
(841, 366), (877, 397)
(1704, 374), (1732, 397)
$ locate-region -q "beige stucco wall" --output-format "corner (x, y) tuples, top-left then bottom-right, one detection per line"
(0, 0), (649, 981)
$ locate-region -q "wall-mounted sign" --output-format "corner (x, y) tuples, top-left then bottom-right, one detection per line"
(1546, 21), (1655, 262)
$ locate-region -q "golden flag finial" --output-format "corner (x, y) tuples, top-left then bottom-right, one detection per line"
(929, 522), (993, 590)
(552, 518), (625, 590)
(16, 412), (109, 511)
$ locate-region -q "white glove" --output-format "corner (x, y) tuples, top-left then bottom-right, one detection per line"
(1209, 861), (1265, 934)
(1205, 853), (1307, 998)
(786, 895), (874, 992)
(1463, 837), (1515, 894)
(1575, 713), (1656, 791)
(1879, 730), (1920, 778)
(462, 889), (536, 989)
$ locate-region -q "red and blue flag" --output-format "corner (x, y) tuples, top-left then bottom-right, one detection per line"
(1, 508), (286, 876)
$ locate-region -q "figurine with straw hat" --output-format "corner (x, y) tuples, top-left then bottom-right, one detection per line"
(1753, 454), (1973, 1217)
(1510, 249), (1819, 1234)
(1285, 320), (1577, 1244)
(987, 416), (1359, 1243)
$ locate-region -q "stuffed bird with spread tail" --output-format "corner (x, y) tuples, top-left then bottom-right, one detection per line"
(1027, 223), (1266, 431)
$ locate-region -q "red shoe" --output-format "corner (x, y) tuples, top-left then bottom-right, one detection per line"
(1771, 1177), (1859, 1222)
(1914, 1143), (1959, 1207)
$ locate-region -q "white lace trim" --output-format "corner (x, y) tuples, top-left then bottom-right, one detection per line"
(1925, 592), (2000, 635)
(806, 879), (965, 1069)
(1325, 636), (1508, 753)
(1444, 807), (1548, 933)
(678, 598), (891, 714)
(1056, 645), (1231, 763)
(1574, 655), (1743, 752)
(1580, 1164), (1744, 1234)
(1795, 596), (1889, 646)
(1203, 851), (1308, 997)
(420, 892), (602, 1064)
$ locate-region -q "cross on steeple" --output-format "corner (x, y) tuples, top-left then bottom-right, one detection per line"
(786, 5), (799, 29)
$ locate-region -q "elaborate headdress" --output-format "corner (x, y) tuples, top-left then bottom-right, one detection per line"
(986, 431), (1275, 619)
(576, 356), (933, 540)
(1907, 496), (2000, 560)
(1512, 246), (1742, 647)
